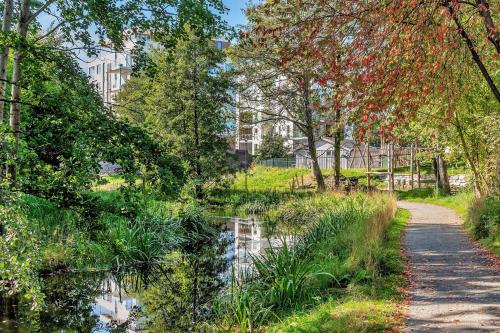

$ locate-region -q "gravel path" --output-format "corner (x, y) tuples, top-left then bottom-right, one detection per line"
(399, 201), (500, 333)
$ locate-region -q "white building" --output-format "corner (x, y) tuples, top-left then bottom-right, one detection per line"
(86, 33), (153, 105)
(86, 34), (229, 106)
(234, 88), (298, 155)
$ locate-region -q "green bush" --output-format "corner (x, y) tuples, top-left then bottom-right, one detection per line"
(467, 194), (499, 251)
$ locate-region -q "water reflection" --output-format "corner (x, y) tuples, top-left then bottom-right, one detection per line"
(94, 278), (146, 332)
(221, 217), (291, 278)
(0, 272), (146, 332)
(0, 216), (286, 332)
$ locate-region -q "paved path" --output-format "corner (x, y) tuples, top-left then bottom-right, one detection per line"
(399, 201), (500, 333)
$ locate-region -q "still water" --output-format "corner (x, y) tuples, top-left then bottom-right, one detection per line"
(0, 217), (284, 332)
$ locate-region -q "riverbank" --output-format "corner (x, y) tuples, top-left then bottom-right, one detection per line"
(2, 167), (411, 331)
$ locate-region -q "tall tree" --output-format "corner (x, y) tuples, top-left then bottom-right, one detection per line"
(117, 28), (233, 198)
(0, 0), (14, 123)
(0, 0), (228, 183)
(253, 1), (498, 141)
(230, 5), (341, 191)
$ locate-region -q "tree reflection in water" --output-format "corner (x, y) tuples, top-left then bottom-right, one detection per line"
(0, 219), (232, 332)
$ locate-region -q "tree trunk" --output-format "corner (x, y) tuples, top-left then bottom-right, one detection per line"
(416, 142), (421, 188)
(192, 54), (203, 199)
(333, 108), (342, 188)
(0, 0), (14, 123)
(367, 139), (372, 188)
(437, 154), (451, 195)
(454, 113), (485, 197)
(7, 0), (30, 183)
(303, 77), (325, 191)
(475, 0), (500, 53)
(410, 143), (414, 189)
(388, 143), (395, 191)
(306, 126), (325, 191)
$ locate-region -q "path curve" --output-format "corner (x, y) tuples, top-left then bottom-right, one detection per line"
(399, 201), (499, 332)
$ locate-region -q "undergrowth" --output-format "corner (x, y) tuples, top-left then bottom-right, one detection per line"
(214, 193), (408, 332)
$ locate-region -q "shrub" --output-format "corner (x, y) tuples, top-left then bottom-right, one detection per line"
(467, 194), (500, 248)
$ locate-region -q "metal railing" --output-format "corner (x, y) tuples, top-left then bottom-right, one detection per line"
(258, 157), (296, 168)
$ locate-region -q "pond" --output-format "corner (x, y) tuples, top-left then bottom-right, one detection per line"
(0, 217), (287, 332)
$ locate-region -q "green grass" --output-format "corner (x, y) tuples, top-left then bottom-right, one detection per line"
(233, 166), (311, 192)
(265, 209), (410, 333)
(18, 190), (191, 272)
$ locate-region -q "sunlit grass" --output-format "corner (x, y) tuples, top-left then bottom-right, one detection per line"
(266, 209), (410, 333)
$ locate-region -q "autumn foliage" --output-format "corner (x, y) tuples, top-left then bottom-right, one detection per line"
(245, 0), (499, 140)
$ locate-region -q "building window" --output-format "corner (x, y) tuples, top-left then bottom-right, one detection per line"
(217, 41), (223, 49)
(96, 65), (99, 75)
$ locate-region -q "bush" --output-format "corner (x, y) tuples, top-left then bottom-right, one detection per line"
(467, 194), (499, 250)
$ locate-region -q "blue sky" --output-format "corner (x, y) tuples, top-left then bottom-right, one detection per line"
(222, 0), (248, 28)
(39, 1), (249, 30)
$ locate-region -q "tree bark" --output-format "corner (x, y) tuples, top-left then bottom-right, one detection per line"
(0, 0), (14, 124)
(305, 126), (325, 191)
(389, 143), (395, 191)
(410, 143), (414, 190)
(7, 0), (31, 183)
(333, 109), (342, 188)
(445, 1), (500, 103)
(303, 78), (325, 191)
(475, 0), (500, 53)
(454, 113), (485, 196)
(416, 142), (421, 188)
(437, 154), (451, 195)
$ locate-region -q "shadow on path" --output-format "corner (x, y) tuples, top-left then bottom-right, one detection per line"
(399, 201), (499, 333)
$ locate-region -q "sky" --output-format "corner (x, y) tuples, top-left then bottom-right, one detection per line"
(37, 1), (249, 67)
(222, 0), (248, 28)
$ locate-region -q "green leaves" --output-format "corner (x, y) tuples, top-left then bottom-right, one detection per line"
(117, 27), (234, 198)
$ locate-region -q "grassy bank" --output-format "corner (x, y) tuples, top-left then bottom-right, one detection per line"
(398, 188), (499, 255)
(267, 209), (410, 332)
(214, 192), (410, 332)
(16, 190), (192, 273)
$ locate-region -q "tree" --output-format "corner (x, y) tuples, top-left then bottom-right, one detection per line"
(117, 28), (233, 199)
(0, 0), (228, 183)
(230, 5), (338, 191)
(0, 37), (183, 207)
(256, 131), (288, 161)
(252, 1), (498, 138)
(0, 0), (13, 124)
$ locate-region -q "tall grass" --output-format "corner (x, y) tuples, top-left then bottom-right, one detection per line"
(215, 192), (398, 332)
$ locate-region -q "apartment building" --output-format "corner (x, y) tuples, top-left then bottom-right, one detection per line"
(86, 34), (230, 106)
(234, 86), (304, 156)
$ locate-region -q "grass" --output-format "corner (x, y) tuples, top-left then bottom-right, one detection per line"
(397, 188), (473, 219)
(232, 166), (312, 192)
(18, 190), (192, 272)
(398, 188), (499, 255)
(266, 208), (410, 333)
(215, 193), (410, 332)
